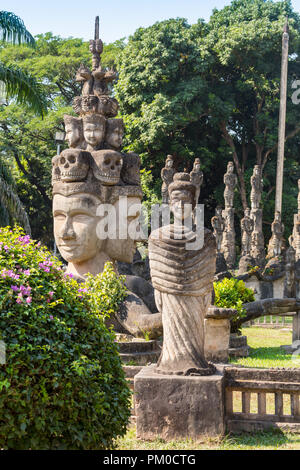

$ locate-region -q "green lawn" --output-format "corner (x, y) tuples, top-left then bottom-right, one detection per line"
(116, 428), (300, 450)
(116, 327), (300, 450)
(230, 327), (299, 368)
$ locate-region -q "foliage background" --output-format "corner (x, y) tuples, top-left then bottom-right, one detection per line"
(0, 0), (299, 251)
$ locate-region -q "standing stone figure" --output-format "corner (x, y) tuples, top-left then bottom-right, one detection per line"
(149, 172), (216, 376)
(161, 155), (176, 204)
(250, 165), (265, 267)
(267, 211), (285, 258)
(250, 165), (263, 209)
(211, 206), (224, 252)
(190, 158), (203, 204)
(284, 243), (296, 298)
(241, 208), (254, 257)
(224, 161), (237, 209)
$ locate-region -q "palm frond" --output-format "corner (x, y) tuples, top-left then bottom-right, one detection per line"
(0, 11), (35, 46)
(0, 64), (47, 116)
(0, 176), (31, 235)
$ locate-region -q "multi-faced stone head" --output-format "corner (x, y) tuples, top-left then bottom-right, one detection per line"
(82, 114), (106, 150)
(58, 149), (92, 182)
(92, 149), (123, 185)
(64, 115), (84, 148)
(105, 118), (124, 150)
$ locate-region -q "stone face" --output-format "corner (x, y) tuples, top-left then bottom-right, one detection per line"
(135, 365), (225, 440)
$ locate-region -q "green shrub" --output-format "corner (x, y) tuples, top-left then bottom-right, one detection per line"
(214, 277), (255, 334)
(0, 226), (131, 449)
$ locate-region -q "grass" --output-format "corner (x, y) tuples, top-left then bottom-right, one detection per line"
(230, 327), (300, 368)
(116, 427), (300, 450)
(116, 327), (300, 450)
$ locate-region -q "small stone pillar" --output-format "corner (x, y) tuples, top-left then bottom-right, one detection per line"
(204, 307), (237, 363)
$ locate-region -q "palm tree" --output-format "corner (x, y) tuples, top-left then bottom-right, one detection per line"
(0, 11), (47, 234)
(0, 11), (47, 116)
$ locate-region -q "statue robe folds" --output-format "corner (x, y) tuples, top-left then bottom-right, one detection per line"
(149, 225), (216, 376)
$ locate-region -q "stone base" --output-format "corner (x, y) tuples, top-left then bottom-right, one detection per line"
(134, 365), (225, 440)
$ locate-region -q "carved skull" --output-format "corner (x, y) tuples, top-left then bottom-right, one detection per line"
(58, 149), (91, 182)
(52, 155), (61, 184)
(92, 150), (123, 186)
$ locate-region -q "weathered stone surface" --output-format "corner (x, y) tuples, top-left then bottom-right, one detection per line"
(221, 207), (236, 268)
(267, 211), (285, 259)
(204, 318), (231, 363)
(223, 161), (237, 209)
(161, 155), (176, 204)
(149, 171), (216, 376)
(190, 158), (203, 204)
(206, 307), (237, 319)
(124, 275), (157, 313)
(211, 206), (224, 253)
(135, 365), (225, 440)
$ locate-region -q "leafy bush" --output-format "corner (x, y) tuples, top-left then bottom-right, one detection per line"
(214, 277), (255, 334)
(0, 226), (131, 449)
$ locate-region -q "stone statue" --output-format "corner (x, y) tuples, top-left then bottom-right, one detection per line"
(221, 208), (236, 268)
(267, 211), (285, 258)
(250, 165), (263, 210)
(190, 158), (203, 204)
(161, 155), (176, 204)
(149, 172), (216, 376)
(224, 162), (237, 209)
(211, 206), (224, 252)
(298, 179), (300, 213)
(284, 243), (296, 298)
(241, 208), (254, 257)
(52, 20), (163, 340)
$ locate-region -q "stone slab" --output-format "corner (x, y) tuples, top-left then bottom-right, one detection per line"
(134, 365), (225, 440)
(204, 318), (230, 363)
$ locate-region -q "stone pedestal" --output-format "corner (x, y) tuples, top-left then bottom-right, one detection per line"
(135, 365), (225, 440)
(204, 307), (236, 363)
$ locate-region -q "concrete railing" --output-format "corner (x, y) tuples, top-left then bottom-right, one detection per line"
(225, 367), (300, 433)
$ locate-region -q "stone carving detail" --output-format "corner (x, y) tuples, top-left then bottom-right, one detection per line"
(238, 207), (254, 274)
(284, 243), (296, 298)
(250, 165), (263, 210)
(241, 208), (254, 257)
(51, 19), (162, 340)
(211, 206), (224, 252)
(224, 161), (237, 209)
(221, 208), (236, 269)
(220, 162), (237, 268)
(149, 172), (216, 376)
(190, 158), (203, 204)
(291, 179), (300, 262)
(250, 165), (265, 268)
(161, 155), (176, 204)
(267, 211), (285, 258)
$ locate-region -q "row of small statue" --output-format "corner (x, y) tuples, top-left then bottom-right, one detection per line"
(161, 155), (300, 272)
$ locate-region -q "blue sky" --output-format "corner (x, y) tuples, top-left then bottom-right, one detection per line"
(2, 0), (300, 43)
